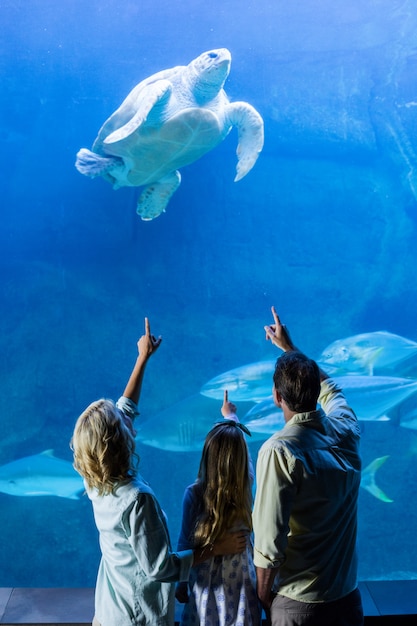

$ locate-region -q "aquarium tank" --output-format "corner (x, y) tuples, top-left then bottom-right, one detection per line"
(1, 0), (417, 587)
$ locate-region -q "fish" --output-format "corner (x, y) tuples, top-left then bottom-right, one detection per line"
(200, 355), (417, 419)
(334, 375), (417, 420)
(0, 450), (84, 499)
(318, 331), (417, 376)
(240, 375), (413, 427)
(360, 456), (393, 503)
(200, 360), (275, 402)
(242, 399), (284, 434)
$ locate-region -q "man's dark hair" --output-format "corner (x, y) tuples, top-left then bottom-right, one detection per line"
(273, 351), (321, 412)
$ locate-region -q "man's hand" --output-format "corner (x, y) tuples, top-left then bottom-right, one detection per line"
(137, 317), (162, 360)
(264, 306), (296, 353)
(256, 565), (279, 611)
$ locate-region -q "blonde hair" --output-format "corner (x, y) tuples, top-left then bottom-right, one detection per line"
(70, 399), (138, 495)
(193, 422), (252, 548)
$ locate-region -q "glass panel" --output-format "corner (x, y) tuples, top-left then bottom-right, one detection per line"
(1, 0), (417, 586)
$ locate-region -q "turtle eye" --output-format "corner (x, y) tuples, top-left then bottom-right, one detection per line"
(208, 52), (218, 59)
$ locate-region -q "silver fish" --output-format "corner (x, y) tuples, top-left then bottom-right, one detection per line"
(334, 375), (417, 420)
(200, 360), (275, 402)
(318, 331), (417, 376)
(242, 399), (284, 434)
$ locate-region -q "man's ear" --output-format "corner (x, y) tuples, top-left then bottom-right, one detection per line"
(273, 387), (282, 407)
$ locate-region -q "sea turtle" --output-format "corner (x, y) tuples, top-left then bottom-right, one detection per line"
(75, 48), (264, 220)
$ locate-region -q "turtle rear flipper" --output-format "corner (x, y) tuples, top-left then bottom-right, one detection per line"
(226, 102), (264, 181)
(137, 171), (181, 221)
(75, 148), (123, 178)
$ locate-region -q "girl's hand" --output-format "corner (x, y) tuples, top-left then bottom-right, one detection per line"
(221, 389), (237, 418)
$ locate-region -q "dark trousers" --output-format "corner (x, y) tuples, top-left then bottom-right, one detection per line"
(269, 587), (364, 626)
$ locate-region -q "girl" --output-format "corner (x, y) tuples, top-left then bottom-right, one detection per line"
(176, 391), (261, 626)
(71, 319), (246, 626)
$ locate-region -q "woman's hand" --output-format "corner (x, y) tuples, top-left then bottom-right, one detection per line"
(213, 531), (247, 556)
(137, 317), (162, 360)
(175, 582), (189, 604)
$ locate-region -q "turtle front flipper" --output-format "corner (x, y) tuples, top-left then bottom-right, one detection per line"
(104, 79), (172, 145)
(226, 102), (264, 181)
(137, 171), (181, 221)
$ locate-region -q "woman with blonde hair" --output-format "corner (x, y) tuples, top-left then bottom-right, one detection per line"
(176, 391), (261, 626)
(71, 319), (247, 626)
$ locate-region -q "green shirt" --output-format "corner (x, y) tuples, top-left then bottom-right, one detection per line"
(252, 378), (361, 602)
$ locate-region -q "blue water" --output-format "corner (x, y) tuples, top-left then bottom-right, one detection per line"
(1, 0), (417, 587)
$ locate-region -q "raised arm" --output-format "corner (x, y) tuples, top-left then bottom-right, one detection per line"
(221, 389), (238, 421)
(122, 317), (162, 405)
(265, 306), (328, 381)
(264, 306), (297, 352)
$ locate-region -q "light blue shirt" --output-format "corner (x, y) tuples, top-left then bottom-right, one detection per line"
(252, 378), (361, 602)
(88, 397), (193, 626)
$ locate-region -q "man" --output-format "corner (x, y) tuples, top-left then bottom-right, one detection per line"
(252, 307), (364, 626)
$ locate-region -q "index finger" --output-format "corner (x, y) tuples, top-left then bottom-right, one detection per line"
(224, 389), (228, 403)
(271, 306), (281, 327)
(144, 317), (150, 336)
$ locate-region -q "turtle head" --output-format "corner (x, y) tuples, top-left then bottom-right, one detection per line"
(188, 48), (231, 103)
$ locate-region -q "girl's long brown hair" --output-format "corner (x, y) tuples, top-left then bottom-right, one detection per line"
(193, 422), (252, 548)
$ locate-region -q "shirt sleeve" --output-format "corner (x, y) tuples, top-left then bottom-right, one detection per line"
(116, 396), (139, 420)
(177, 484), (199, 551)
(123, 491), (193, 583)
(252, 441), (298, 569)
(319, 378), (361, 434)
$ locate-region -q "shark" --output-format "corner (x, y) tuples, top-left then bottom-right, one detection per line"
(135, 393), (266, 451)
(136, 394), (233, 452)
(399, 406), (417, 430)
(0, 448), (392, 506)
(0, 450), (84, 499)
